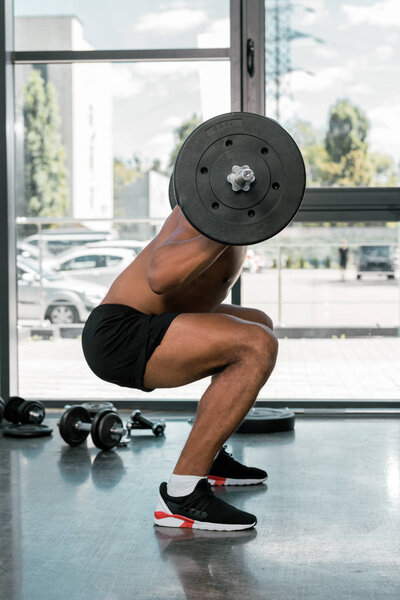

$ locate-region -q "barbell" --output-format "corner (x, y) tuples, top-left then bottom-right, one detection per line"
(169, 111), (306, 246)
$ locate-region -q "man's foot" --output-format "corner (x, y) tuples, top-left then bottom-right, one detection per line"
(207, 445), (268, 486)
(154, 478), (257, 531)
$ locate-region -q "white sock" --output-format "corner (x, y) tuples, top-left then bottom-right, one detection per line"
(167, 474), (205, 497)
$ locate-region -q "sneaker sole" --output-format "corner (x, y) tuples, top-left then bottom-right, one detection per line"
(207, 476), (267, 486)
(153, 495), (256, 532)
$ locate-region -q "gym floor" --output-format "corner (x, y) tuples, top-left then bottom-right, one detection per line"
(1, 414), (399, 600)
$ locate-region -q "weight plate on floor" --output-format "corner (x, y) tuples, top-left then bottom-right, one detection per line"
(82, 402), (115, 419)
(3, 424), (53, 438)
(91, 409), (124, 451)
(59, 405), (91, 446)
(169, 171), (178, 210)
(4, 396), (25, 423)
(236, 407), (295, 433)
(173, 112), (306, 245)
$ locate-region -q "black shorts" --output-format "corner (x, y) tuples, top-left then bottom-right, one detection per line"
(81, 304), (180, 392)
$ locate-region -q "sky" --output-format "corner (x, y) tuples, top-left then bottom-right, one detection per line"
(14, 0), (400, 170)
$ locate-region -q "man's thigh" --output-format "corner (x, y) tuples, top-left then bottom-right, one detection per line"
(214, 304), (273, 329)
(143, 312), (272, 390)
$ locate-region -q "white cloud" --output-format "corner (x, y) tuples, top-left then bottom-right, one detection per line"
(376, 44), (394, 60)
(164, 115), (183, 129)
(350, 82), (373, 95)
(341, 0), (400, 27)
(111, 65), (145, 98)
(134, 7), (208, 34)
(368, 101), (400, 159)
(288, 66), (353, 93)
(142, 131), (175, 169)
(314, 46), (338, 59)
(197, 17), (230, 48)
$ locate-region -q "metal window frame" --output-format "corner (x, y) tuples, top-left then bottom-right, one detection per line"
(0, 0), (17, 402)
(1, 0), (399, 410)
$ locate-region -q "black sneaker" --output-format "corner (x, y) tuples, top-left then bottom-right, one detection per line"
(207, 445), (268, 486)
(154, 478), (257, 531)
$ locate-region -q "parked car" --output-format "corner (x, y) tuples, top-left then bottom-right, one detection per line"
(17, 241), (40, 261)
(85, 239), (150, 254)
(23, 230), (115, 256)
(356, 245), (395, 280)
(17, 258), (106, 324)
(44, 248), (136, 287)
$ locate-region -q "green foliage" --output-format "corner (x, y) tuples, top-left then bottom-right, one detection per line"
(287, 99), (399, 187)
(325, 98), (369, 163)
(168, 113), (202, 169)
(23, 69), (68, 217)
(113, 157), (143, 201)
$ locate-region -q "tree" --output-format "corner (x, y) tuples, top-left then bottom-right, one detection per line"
(113, 157), (143, 200)
(287, 100), (399, 187)
(23, 69), (68, 217)
(325, 98), (369, 162)
(320, 99), (375, 186)
(168, 113), (202, 169)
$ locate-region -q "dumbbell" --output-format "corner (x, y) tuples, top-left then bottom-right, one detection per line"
(58, 405), (127, 450)
(81, 401), (116, 418)
(128, 409), (166, 437)
(4, 396), (45, 425)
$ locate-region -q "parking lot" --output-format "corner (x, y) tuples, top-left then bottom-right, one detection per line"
(242, 268), (400, 327)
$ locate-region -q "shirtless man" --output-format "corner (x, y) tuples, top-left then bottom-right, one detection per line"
(82, 206), (278, 531)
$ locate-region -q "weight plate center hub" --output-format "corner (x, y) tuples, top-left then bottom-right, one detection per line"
(202, 137), (274, 211)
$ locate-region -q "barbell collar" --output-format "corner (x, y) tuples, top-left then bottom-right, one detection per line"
(227, 165), (255, 192)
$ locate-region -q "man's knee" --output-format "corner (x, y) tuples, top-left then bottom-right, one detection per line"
(240, 323), (278, 374)
(246, 308), (274, 330)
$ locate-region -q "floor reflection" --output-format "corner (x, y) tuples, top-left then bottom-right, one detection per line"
(154, 525), (264, 599)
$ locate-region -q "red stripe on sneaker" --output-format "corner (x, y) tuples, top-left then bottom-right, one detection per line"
(154, 511), (195, 526)
(208, 475), (227, 485)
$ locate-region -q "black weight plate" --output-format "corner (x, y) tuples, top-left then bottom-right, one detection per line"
(3, 424), (53, 438)
(236, 407), (295, 433)
(169, 172), (178, 210)
(20, 400), (45, 424)
(0, 398), (4, 423)
(91, 409), (124, 451)
(59, 406), (91, 446)
(174, 112), (306, 245)
(82, 402), (115, 419)
(4, 396), (25, 424)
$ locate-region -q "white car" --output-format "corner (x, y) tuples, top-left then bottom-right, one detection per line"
(86, 239), (150, 254)
(17, 259), (107, 324)
(44, 248), (136, 288)
(23, 231), (115, 256)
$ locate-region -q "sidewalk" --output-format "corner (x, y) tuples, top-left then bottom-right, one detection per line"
(18, 336), (400, 401)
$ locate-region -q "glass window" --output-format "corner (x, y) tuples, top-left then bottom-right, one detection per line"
(15, 61), (230, 230)
(60, 255), (99, 270)
(16, 57), (231, 399)
(265, 0), (400, 187)
(14, 1), (230, 50)
(105, 255), (123, 267)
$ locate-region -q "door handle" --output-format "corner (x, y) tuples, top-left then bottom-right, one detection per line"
(247, 38), (255, 77)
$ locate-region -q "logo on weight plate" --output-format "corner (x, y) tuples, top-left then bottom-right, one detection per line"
(206, 119), (242, 137)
